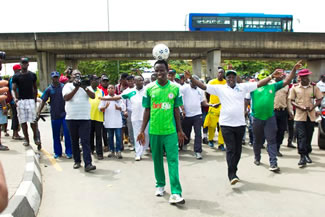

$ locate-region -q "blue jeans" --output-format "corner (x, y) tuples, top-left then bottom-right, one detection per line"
(67, 120), (92, 166)
(252, 116), (278, 166)
(107, 128), (122, 152)
(51, 117), (72, 156)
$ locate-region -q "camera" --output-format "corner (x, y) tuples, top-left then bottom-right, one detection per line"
(73, 75), (91, 87)
(0, 51), (6, 60)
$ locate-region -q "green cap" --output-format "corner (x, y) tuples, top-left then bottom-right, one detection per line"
(175, 73), (180, 80)
(225, 70), (237, 76)
(20, 57), (29, 63)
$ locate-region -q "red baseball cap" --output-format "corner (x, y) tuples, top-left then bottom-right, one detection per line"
(13, 64), (21, 71)
(297, 69), (312, 77)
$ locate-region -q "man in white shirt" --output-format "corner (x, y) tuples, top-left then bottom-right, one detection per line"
(62, 70), (96, 172)
(316, 74), (325, 96)
(181, 75), (209, 159)
(185, 69), (283, 185)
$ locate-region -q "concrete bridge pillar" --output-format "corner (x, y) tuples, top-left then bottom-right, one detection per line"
(307, 59), (325, 82)
(207, 50), (221, 79)
(65, 59), (79, 70)
(37, 52), (56, 91)
(192, 59), (202, 78)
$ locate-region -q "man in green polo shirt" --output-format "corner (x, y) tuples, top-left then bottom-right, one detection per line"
(137, 59), (186, 205)
(251, 60), (302, 171)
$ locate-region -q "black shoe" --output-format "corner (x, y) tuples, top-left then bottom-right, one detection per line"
(261, 145), (266, 149)
(269, 164), (280, 172)
(97, 155), (104, 160)
(242, 140), (246, 145)
(230, 176), (240, 185)
(287, 143), (296, 148)
(202, 137), (208, 144)
(85, 164), (96, 172)
(254, 160), (260, 166)
(298, 157), (306, 168)
(277, 152), (283, 157)
(73, 162), (81, 169)
(305, 155), (312, 164)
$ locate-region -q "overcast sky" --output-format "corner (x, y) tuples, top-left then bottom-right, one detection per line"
(1, 0), (324, 75)
(1, 0), (324, 33)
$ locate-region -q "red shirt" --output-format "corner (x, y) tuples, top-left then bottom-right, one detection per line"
(98, 84), (108, 96)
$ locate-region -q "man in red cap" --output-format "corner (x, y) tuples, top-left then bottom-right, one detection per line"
(9, 64), (23, 140)
(289, 69), (323, 168)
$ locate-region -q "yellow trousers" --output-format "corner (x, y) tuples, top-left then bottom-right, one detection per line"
(204, 107), (224, 145)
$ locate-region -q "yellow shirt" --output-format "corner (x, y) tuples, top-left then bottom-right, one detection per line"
(89, 88), (104, 122)
(208, 78), (226, 104)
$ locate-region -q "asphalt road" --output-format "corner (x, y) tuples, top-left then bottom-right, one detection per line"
(36, 116), (325, 217)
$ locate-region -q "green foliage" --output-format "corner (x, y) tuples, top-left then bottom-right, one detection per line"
(56, 60), (151, 83)
(168, 60), (192, 74)
(223, 60), (300, 76)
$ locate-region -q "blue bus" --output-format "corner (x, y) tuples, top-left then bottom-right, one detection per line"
(189, 13), (293, 32)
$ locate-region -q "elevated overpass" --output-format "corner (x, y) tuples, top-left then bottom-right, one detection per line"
(1, 31), (325, 89)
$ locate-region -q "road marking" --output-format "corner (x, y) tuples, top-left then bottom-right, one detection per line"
(41, 149), (63, 172)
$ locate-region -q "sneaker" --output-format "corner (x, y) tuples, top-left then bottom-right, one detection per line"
(135, 156), (141, 161)
(254, 160), (260, 166)
(0, 144), (9, 151)
(129, 147), (135, 151)
(305, 155), (312, 164)
(298, 156), (306, 168)
(73, 162), (81, 169)
(230, 177), (240, 185)
(202, 137), (208, 144)
(155, 187), (165, 196)
(116, 151), (123, 159)
(194, 152), (202, 160)
(218, 144), (226, 151)
(85, 164), (96, 172)
(182, 144), (188, 151)
(54, 154), (61, 159)
(107, 152), (115, 158)
(208, 141), (215, 148)
(66, 154), (72, 159)
(269, 164), (280, 172)
(277, 152), (283, 157)
(169, 194), (185, 204)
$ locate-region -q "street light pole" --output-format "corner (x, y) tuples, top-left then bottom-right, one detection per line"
(107, 0), (110, 31)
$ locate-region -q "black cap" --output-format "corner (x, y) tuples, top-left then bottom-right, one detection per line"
(101, 75), (109, 81)
(20, 57), (29, 63)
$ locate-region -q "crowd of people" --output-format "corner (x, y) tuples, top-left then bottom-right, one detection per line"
(0, 56), (324, 205)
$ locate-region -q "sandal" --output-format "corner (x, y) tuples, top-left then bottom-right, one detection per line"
(0, 144), (9, 151)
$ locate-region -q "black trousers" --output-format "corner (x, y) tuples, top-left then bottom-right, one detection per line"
(67, 120), (92, 166)
(296, 118), (315, 156)
(182, 115), (202, 153)
(102, 126), (108, 147)
(90, 120), (103, 156)
(220, 125), (245, 181)
(275, 109), (288, 151)
(11, 103), (19, 131)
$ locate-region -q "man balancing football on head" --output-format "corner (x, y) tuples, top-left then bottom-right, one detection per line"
(137, 59), (186, 205)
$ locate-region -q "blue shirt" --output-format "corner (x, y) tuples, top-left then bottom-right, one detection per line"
(41, 83), (66, 120)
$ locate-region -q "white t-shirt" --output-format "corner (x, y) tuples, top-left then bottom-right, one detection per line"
(62, 83), (91, 120)
(99, 96), (125, 128)
(121, 87), (146, 122)
(181, 84), (203, 117)
(206, 82), (258, 127)
(317, 80), (325, 93)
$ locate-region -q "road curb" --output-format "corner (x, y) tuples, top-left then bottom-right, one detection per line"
(0, 147), (42, 217)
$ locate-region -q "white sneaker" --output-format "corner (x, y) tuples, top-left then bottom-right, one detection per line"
(155, 187), (165, 197)
(169, 194), (185, 204)
(135, 156), (141, 161)
(195, 152), (202, 160)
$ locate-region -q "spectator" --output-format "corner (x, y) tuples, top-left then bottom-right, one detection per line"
(88, 75), (104, 160)
(12, 57), (41, 149)
(37, 71), (72, 159)
(62, 70), (96, 172)
(100, 84), (126, 159)
(98, 74), (110, 152)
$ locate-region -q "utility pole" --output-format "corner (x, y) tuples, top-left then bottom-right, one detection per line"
(107, 0), (110, 31)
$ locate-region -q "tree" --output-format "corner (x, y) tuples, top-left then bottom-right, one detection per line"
(168, 60), (192, 74)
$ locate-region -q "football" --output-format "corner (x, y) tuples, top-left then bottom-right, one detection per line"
(152, 44), (170, 60)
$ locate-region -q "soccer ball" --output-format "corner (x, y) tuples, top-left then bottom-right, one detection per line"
(152, 44), (170, 60)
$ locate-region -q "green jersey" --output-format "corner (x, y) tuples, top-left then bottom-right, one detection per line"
(143, 80), (183, 135)
(251, 80), (284, 120)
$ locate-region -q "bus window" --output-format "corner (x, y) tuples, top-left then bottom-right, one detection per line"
(282, 21), (287, 32)
(238, 19), (244, 31)
(253, 18), (259, 28)
(260, 18), (266, 29)
(232, 19), (237, 31)
(245, 18), (252, 28)
(288, 20), (292, 31)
